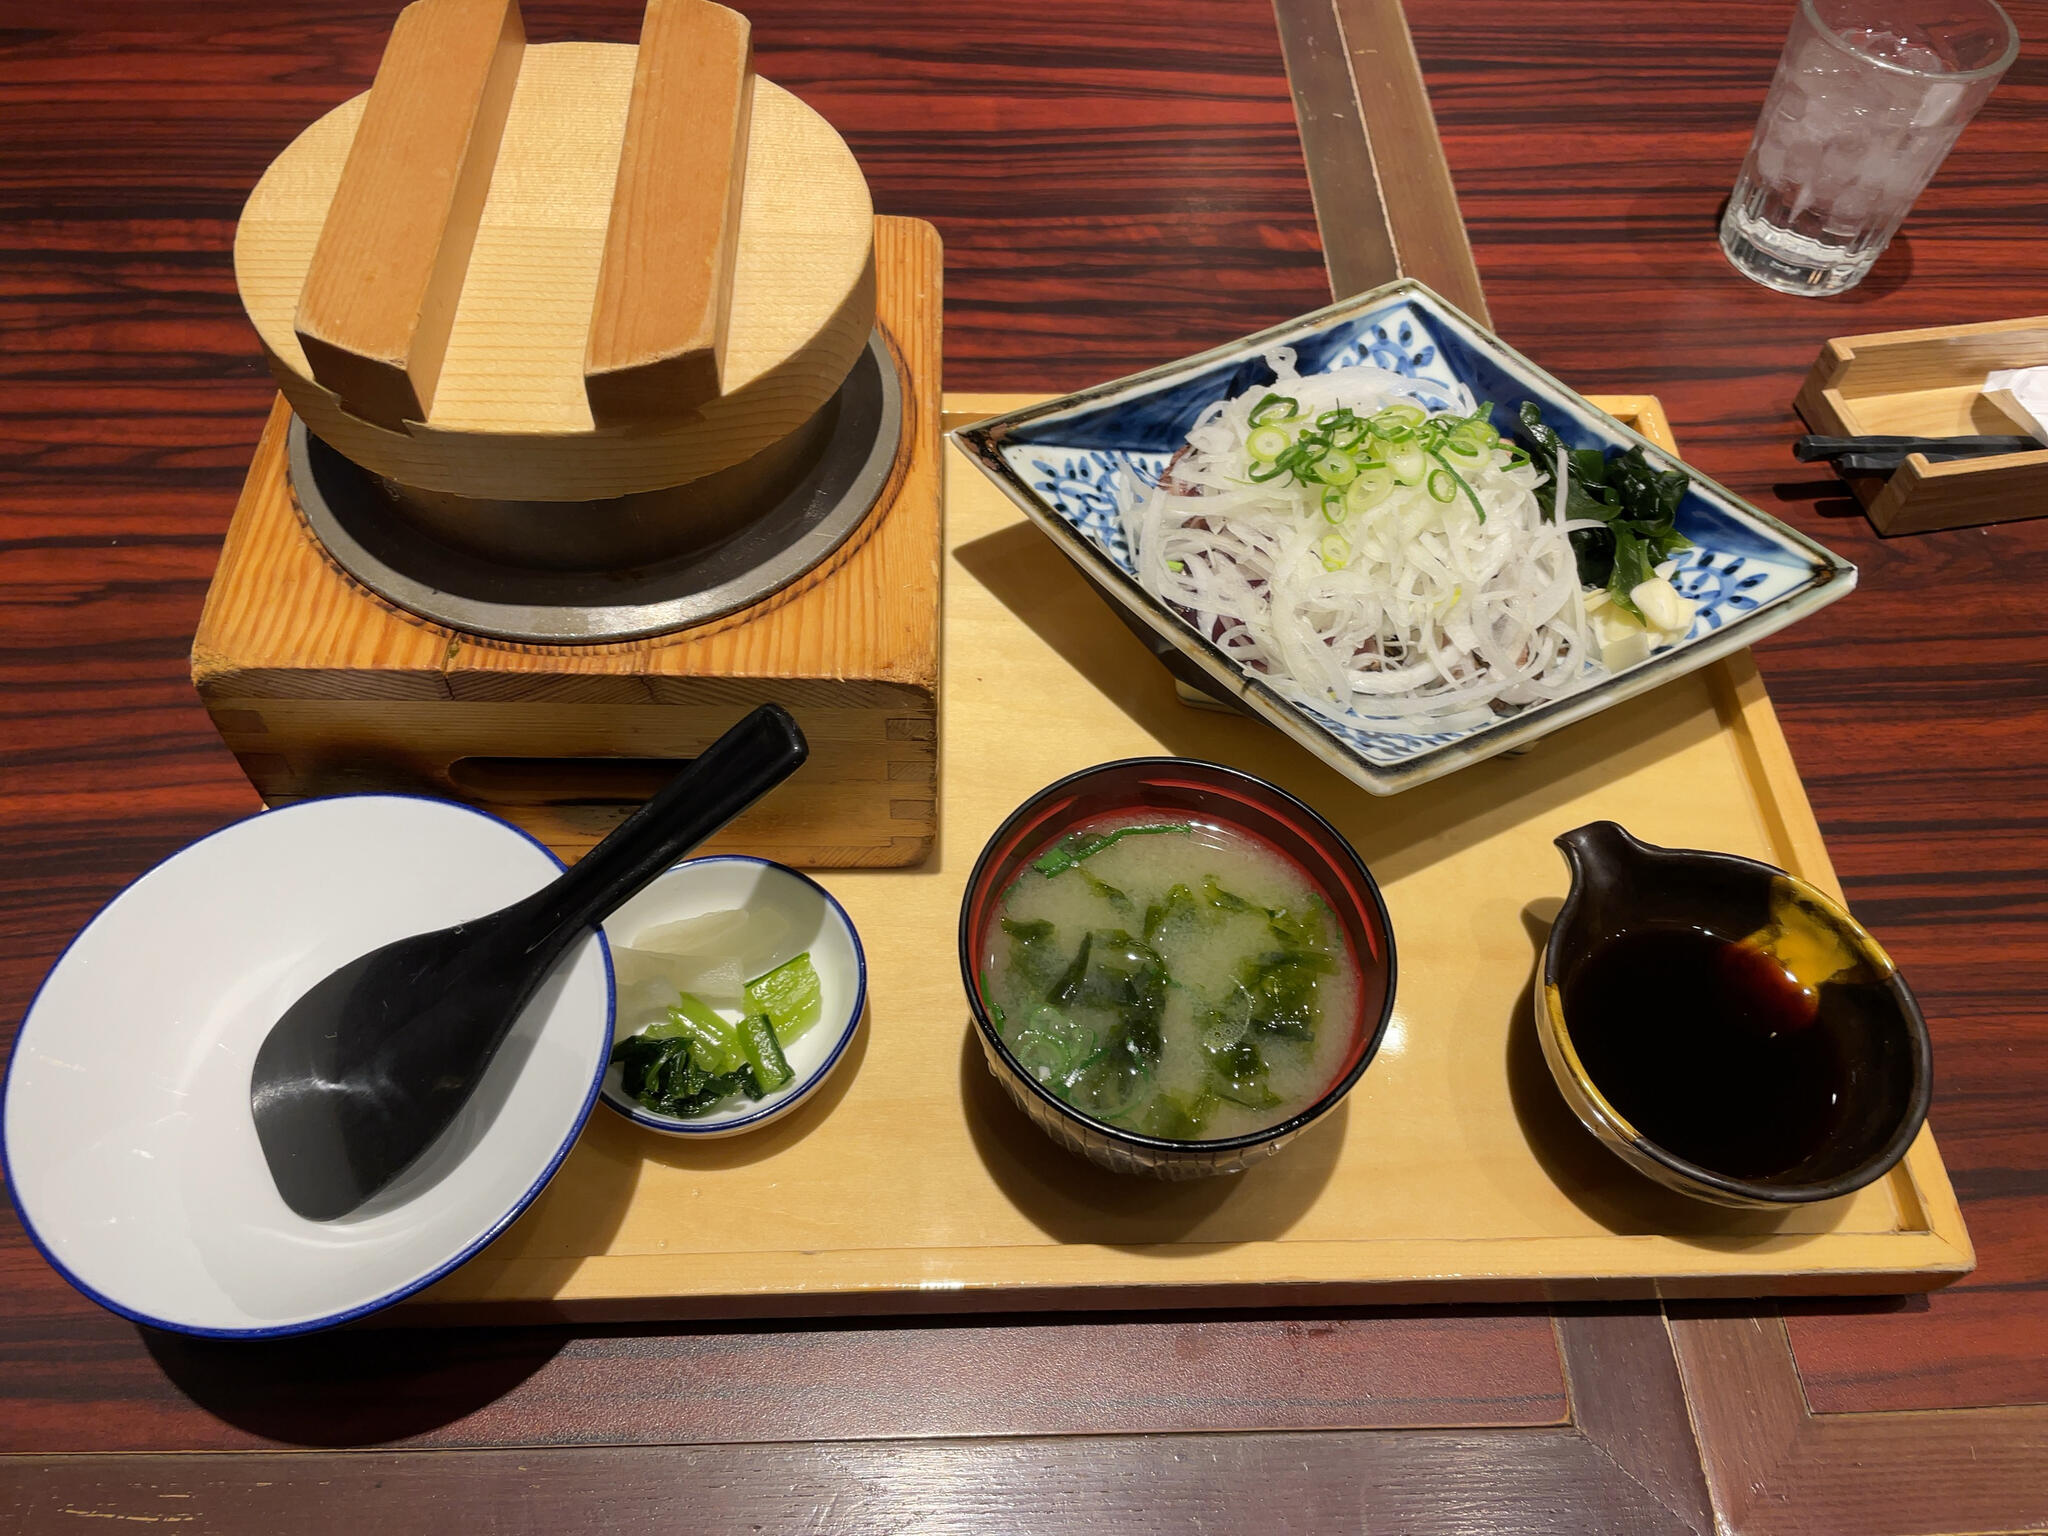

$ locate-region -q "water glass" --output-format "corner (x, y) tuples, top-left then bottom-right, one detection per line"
(1720, 0), (2018, 296)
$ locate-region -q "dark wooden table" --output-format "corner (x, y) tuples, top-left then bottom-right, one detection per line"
(4, 2), (2046, 1529)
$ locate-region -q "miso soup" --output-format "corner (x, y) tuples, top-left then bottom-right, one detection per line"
(982, 814), (1359, 1140)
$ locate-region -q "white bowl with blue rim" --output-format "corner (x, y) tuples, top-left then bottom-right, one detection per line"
(948, 276), (1856, 794)
(597, 856), (866, 1138)
(0, 795), (613, 1338)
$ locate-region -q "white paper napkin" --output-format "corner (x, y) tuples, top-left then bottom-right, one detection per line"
(1984, 366), (2048, 445)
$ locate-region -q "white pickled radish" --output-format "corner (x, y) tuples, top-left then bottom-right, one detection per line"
(633, 904), (790, 973)
(632, 908), (749, 956)
(612, 946), (746, 1015)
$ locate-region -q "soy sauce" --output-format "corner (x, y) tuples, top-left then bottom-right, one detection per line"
(1562, 924), (1847, 1179)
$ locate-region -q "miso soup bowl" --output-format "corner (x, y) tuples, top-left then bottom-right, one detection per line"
(958, 758), (1397, 1179)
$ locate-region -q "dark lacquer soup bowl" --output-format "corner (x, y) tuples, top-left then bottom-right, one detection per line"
(959, 758), (1397, 1179)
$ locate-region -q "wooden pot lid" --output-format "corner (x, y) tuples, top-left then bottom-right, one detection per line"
(234, 5), (874, 503)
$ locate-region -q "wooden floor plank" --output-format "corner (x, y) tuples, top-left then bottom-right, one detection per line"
(1, 1428), (1699, 1536)
(0, 1308), (1567, 1453)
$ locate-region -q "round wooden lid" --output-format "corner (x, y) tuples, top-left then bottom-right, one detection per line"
(235, 40), (874, 501)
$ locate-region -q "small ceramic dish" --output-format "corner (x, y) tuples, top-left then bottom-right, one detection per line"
(949, 276), (1857, 795)
(598, 856), (866, 1137)
(959, 758), (1396, 1179)
(1539, 821), (1932, 1207)
(0, 796), (613, 1338)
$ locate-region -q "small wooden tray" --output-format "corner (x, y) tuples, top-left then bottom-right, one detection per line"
(407, 394), (1970, 1322)
(1795, 315), (2048, 536)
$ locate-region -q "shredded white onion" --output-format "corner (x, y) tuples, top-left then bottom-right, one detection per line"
(1126, 353), (1600, 730)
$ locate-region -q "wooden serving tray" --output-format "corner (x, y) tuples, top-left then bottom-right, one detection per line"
(408, 394), (1970, 1321)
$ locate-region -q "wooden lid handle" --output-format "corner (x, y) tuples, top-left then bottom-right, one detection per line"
(583, 0), (755, 425)
(294, 0), (526, 430)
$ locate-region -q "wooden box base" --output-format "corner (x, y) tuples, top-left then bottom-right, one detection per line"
(1794, 314), (2048, 536)
(191, 217), (942, 866)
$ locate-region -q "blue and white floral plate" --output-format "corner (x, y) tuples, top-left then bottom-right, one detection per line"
(948, 277), (1856, 794)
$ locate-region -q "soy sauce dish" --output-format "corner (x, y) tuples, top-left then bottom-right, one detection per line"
(1540, 821), (1932, 1208)
(960, 759), (1396, 1179)
(599, 857), (866, 1138)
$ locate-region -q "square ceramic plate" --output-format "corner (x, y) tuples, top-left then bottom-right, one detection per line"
(949, 277), (1856, 794)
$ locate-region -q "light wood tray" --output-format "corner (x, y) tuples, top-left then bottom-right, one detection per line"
(409, 394), (1971, 1321)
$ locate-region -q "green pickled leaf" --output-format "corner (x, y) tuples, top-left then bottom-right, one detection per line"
(746, 953), (823, 1047)
(739, 1011), (794, 1094)
(664, 992), (746, 1074)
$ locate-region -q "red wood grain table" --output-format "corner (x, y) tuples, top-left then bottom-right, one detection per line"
(3, 2), (2045, 1529)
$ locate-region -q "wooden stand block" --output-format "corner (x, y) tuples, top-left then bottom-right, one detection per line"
(191, 217), (941, 867)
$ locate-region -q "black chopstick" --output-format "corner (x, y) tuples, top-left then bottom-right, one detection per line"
(1830, 451), (2032, 473)
(1794, 433), (2040, 463)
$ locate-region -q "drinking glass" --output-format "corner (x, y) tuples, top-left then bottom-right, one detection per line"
(1720, 0), (2018, 296)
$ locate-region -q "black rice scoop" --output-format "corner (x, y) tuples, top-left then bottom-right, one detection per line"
(249, 704), (809, 1221)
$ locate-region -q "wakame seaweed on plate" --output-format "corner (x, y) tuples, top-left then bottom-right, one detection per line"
(1514, 402), (1691, 622)
(983, 815), (1359, 1141)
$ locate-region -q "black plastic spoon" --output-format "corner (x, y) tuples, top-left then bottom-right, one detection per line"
(250, 704), (809, 1221)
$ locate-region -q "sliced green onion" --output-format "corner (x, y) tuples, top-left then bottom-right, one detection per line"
(1375, 402), (1426, 429)
(1313, 451), (1358, 487)
(1386, 440), (1426, 485)
(1447, 420), (1497, 457)
(1245, 457), (1290, 483)
(1246, 425), (1291, 460)
(1320, 486), (1347, 523)
(1248, 393), (1299, 427)
(1344, 467), (1394, 513)
(1426, 447), (1487, 522)
(1426, 466), (1457, 502)
(1316, 531), (1350, 571)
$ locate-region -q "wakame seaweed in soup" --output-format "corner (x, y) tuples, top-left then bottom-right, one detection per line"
(984, 815), (1359, 1140)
